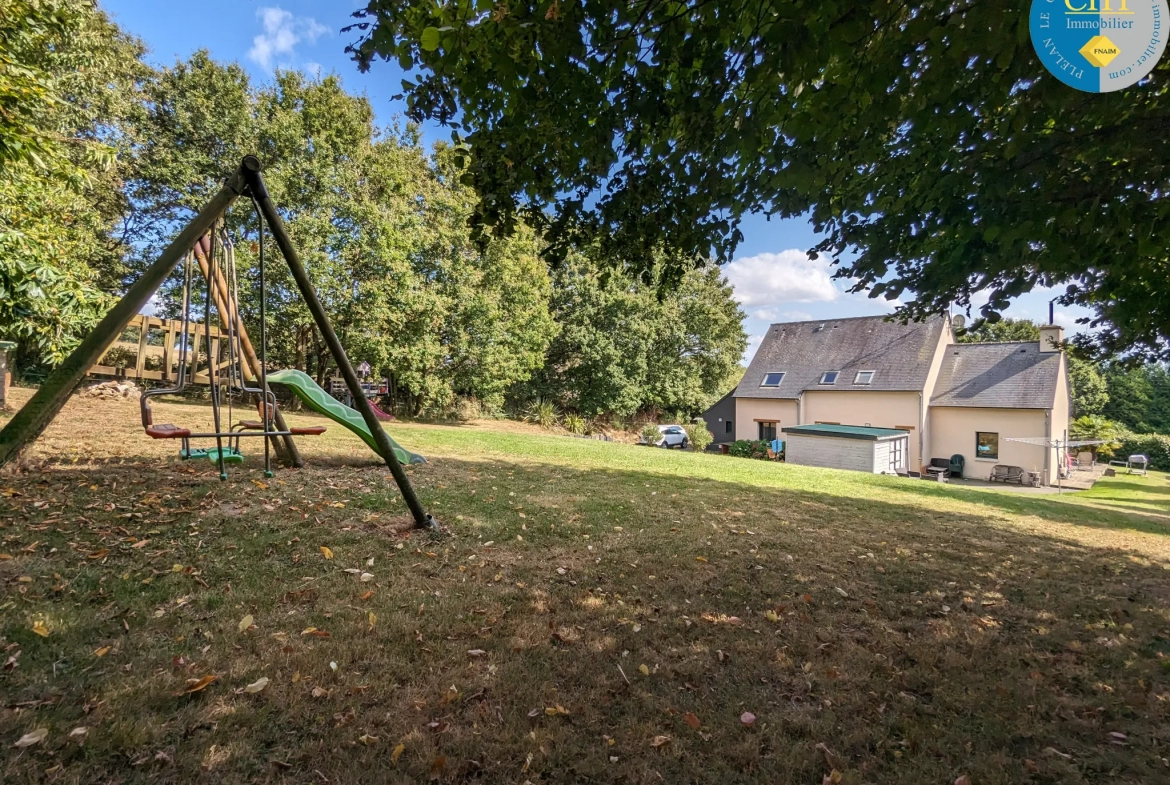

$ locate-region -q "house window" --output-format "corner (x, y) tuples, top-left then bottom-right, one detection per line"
(854, 370), (875, 385)
(819, 371), (839, 384)
(725, 420), (734, 434)
(758, 422), (777, 441)
(760, 372), (785, 387)
(976, 431), (999, 460)
(890, 438), (905, 471)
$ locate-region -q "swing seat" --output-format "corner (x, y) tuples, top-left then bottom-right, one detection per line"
(206, 447), (245, 465)
(235, 419), (325, 436)
(145, 423), (191, 439)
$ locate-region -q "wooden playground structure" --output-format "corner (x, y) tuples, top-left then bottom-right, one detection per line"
(0, 156), (432, 528)
(90, 313), (235, 385)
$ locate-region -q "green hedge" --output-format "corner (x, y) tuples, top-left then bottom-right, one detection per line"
(728, 439), (770, 460)
(1116, 432), (1170, 471)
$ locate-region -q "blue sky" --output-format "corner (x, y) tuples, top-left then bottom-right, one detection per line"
(101, 0), (1093, 362)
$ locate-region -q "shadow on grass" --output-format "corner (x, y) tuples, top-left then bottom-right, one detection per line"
(3, 453), (1170, 784)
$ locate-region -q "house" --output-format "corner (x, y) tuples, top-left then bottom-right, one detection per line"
(706, 314), (1070, 484)
(700, 389), (737, 445)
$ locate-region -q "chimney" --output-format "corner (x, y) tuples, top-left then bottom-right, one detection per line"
(1039, 324), (1064, 353)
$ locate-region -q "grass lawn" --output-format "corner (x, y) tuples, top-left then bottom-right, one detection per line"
(2, 387), (1169, 784)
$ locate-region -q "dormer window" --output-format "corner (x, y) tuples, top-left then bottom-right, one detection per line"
(819, 371), (839, 384)
(760, 372), (785, 387)
(854, 370), (875, 385)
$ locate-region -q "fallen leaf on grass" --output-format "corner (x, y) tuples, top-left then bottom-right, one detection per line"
(94, 646), (111, 658)
(835, 587), (849, 598)
(544, 705), (570, 716)
(358, 734), (378, 746)
(244, 677), (269, 694)
(182, 674), (218, 694)
(132, 539), (149, 549)
(954, 777), (971, 785)
(311, 687), (329, 698)
(639, 664), (650, 676)
(695, 556), (708, 563)
(684, 712), (701, 729)
(823, 770), (843, 785)
(467, 649), (487, 658)
(391, 743), (405, 763)
(320, 546), (333, 560)
(88, 549), (109, 560)
(301, 627), (330, 637)
(429, 755), (446, 780)
(360, 590), (375, 600)
(238, 614), (254, 632)
(69, 727), (88, 739)
(650, 735), (671, 748)
(367, 612), (376, 631)
(740, 711), (756, 727)
(360, 572), (374, 582)
(31, 621), (49, 637)
(14, 728), (48, 747)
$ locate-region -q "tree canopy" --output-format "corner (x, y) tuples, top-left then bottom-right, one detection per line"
(349, 0), (1170, 357)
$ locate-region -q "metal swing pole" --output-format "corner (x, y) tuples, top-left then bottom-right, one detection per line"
(0, 165), (249, 469)
(240, 156), (433, 529)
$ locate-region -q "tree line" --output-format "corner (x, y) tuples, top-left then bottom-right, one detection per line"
(0, 1), (745, 422)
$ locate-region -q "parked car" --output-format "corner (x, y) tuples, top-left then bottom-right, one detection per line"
(653, 424), (689, 449)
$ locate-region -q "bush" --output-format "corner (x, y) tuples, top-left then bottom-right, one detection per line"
(1115, 432), (1170, 471)
(640, 422), (661, 445)
(685, 423), (713, 452)
(728, 439), (770, 460)
(524, 400), (561, 429)
(562, 413), (587, 435)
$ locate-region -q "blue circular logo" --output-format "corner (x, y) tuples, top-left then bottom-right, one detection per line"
(1030, 0), (1167, 92)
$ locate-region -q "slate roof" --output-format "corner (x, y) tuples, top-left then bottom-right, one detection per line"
(781, 424), (910, 441)
(930, 342), (1062, 409)
(734, 315), (947, 399)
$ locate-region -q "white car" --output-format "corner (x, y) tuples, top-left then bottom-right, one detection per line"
(653, 424), (688, 449)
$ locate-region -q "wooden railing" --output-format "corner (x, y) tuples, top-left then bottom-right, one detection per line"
(88, 314), (247, 385)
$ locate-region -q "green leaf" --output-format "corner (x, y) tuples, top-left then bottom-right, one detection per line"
(420, 27), (441, 52)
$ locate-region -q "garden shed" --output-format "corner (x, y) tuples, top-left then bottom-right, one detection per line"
(781, 424), (910, 475)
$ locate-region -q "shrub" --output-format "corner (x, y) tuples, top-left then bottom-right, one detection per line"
(1115, 432), (1170, 471)
(640, 422), (661, 445)
(1069, 415), (1123, 459)
(728, 439), (769, 460)
(562, 413), (587, 435)
(685, 423), (713, 452)
(524, 400), (561, 429)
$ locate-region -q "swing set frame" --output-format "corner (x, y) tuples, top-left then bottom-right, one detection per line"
(0, 156), (434, 529)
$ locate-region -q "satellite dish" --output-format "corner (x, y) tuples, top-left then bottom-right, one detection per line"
(952, 314), (966, 330)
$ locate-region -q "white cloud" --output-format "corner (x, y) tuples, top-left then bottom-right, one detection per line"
(723, 250), (840, 308)
(248, 7), (330, 71)
(751, 308), (815, 322)
(1051, 310), (1080, 331)
(302, 61), (323, 77)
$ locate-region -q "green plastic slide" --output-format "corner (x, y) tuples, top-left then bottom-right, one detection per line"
(266, 369), (425, 465)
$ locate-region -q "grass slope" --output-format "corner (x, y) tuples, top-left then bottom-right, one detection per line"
(2, 389), (1169, 784)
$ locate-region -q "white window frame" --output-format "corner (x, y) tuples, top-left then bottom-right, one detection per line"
(760, 372), (785, 388)
(854, 370), (875, 385)
(819, 371), (839, 384)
